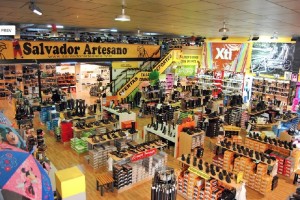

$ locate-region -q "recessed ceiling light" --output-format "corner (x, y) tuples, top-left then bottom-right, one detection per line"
(110, 29), (118, 32)
(47, 25), (64, 28)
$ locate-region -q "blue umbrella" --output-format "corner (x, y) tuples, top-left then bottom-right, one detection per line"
(0, 143), (53, 200)
(0, 124), (26, 150)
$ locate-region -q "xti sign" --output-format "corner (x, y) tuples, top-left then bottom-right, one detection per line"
(215, 47), (233, 60)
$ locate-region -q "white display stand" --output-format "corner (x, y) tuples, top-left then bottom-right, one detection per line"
(143, 125), (178, 157)
(102, 106), (136, 128)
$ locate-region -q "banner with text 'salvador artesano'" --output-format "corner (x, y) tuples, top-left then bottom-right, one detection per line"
(203, 42), (250, 72)
(0, 40), (160, 60)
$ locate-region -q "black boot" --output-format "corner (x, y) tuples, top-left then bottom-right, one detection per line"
(193, 157), (197, 166)
(186, 154), (191, 164)
(218, 172), (223, 180)
(129, 121), (137, 134)
(225, 174), (231, 183)
(181, 154), (186, 161)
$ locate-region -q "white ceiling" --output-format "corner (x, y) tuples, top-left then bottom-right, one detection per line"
(1, 0), (300, 37)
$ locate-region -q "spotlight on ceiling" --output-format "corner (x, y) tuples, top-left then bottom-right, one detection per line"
(271, 32), (278, 40)
(291, 35), (299, 41)
(221, 35), (228, 40)
(115, 1), (130, 22)
(251, 35), (260, 41)
(29, 0), (42, 16)
(219, 21), (229, 33)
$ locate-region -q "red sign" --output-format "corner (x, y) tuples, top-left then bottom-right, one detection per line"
(131, 148), (157, 162)
(211, 43), (242, 71)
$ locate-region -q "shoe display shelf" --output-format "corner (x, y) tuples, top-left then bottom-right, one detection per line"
(215, 143), (276, 167)
(177, 156), (242, 193)
(70, 137), (89, 154)
(143, 125), (178, 157)
(223, 125), (241, 138)
(178, 131), (205, 158)
(85, 130), (136, 150)
(102, 106), (136, 128)
(73, 120), (118, 138)
(245, 135), (294, 157)
(111, 150), (167, 193)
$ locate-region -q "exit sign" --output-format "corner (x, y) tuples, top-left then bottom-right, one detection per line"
(0, 25), (16, 35)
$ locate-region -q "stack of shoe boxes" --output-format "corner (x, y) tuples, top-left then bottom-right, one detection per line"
(223, 151), (235, 171)
(192, 178), (205, 200)
(233, 157), (251, 174)
(255, 163), (268, 192)
(143, 156), (153, 176)
(113, 164), (126, 189)
(123, 164), (133, 186)
(240, 110), (249, 129)
(260, 175), (272, 195)
(283, 156), (294, 177)
(192, 134), (204, 149)
(89, 145), (117, 169)
(245, 138), (268, 153)
(203, 179), (218, 199)
(270, 153), (285, 175)
(210, 187), (224, 200)
(187, 172), (197, 199)
(128, 163), (138, 184)
(243, 162), (256, 184)
(212, 155), (223, 168)
(232, 135), (243, 145)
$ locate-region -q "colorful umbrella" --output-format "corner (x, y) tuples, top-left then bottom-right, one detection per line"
(0, 143), (53, 200)
(0, 124), (26, 150)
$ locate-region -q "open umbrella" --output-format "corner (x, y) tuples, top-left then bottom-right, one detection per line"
(0, 124), (26, 150)
(0, 143), (53, 200)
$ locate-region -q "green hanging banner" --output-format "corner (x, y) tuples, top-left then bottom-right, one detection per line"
(176, 65), (195, 77)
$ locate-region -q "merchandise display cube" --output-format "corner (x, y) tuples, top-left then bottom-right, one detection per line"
(55, 166), (86, 199)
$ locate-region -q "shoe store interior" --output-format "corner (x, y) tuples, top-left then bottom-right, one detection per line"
(2, 0), (300, 200)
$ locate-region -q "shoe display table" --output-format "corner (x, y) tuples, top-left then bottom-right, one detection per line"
(102, 106), (136, 128)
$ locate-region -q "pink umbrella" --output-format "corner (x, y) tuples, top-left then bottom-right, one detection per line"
(0, 143), (53, 200)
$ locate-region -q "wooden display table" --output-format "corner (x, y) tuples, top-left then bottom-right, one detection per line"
(96, 172), (114, 196)
(293, 169), (300, 184)
(177, 157), (243, 189)
(102, 106), (136, 128)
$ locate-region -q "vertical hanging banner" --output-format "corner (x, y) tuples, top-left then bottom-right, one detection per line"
(176, 54), (201, 77)
(204, 42), (249, 72)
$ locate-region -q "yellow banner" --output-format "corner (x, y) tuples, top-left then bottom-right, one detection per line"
(112, 61), (140, 69)
(0, 40), (160, 60)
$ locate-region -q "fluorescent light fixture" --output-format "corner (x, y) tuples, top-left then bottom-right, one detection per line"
(47, 25), (64, 28)
(115, 5), (131, 22)
(110, 29), (118, 32)
(99, 29), (109, 31)
(29, 1), (42, 16)
(219, 21), (229, 33)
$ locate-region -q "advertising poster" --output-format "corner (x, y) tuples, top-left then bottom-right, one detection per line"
(203, 42), (249, 72)
(0, 40), (161, 60)
(250, 42), (295, 76)
(176, 54), (200, 77)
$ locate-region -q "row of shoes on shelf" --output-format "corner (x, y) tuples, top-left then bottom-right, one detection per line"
(75, 118), (117, 129)
(127, 140), (165, 154)
(181, 154), (234, 183)
(89, 129), (127, 143)
(147, 121), (176, 137)
(220, 139), (275, 164)
(248, 132), (295, 150)
(182, 127), (202, 135)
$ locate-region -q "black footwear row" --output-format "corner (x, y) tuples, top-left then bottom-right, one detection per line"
(248, 132), (296, 150)
(220, 138), (275, 164)
(181, 154), (234, 184)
